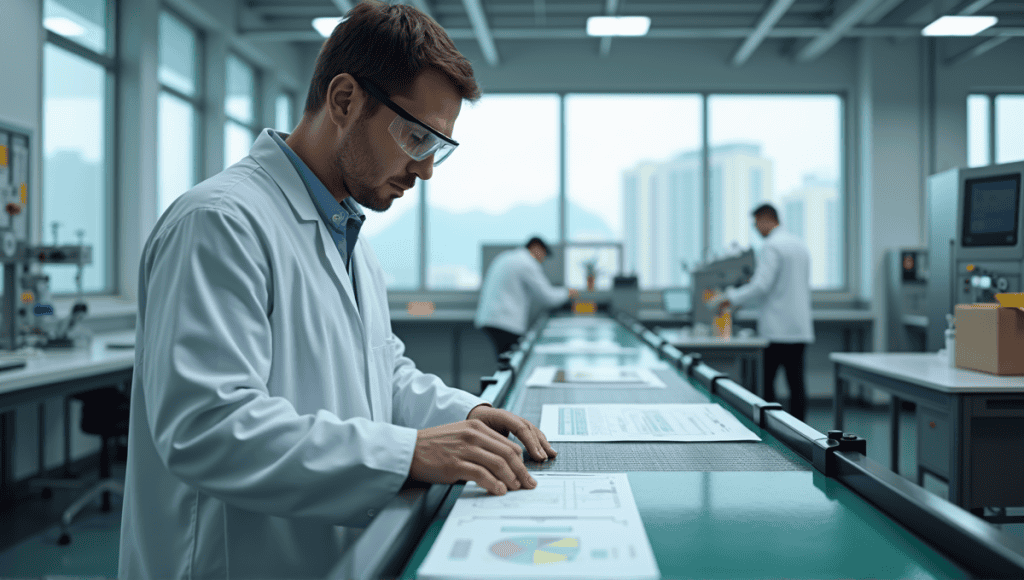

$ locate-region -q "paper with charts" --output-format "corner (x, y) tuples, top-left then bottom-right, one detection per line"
(540, 403), (761, 442)
(525, 366), (667, 389)
(417, 473), (659, 580)
(531, 339), (638, 355)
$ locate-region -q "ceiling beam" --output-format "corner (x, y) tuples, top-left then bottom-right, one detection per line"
(796, 0), (888, 61)
(945, 35), (1011, 65)
(861, 0), (908, 25)
(953, 0), (995, 15)
(241, 24), (1024, 43)
(461, 0), (500, 66)
(731, 0), (798, 66)
(598, 0), (620, 58)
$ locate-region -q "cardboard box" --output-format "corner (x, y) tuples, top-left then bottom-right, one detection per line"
(955, 304), (1024, 375)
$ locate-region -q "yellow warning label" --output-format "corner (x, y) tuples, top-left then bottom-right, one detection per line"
(0, 145), (7, 167)
(20, 183), (27, 204)
(21, 292), (34, 304)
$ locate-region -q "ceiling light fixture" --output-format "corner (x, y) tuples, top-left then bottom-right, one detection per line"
(586, 16), (651, 37)
(44, 16), (86, 37)
(312, 16), (346, 38)
(922, 15), (997, 36)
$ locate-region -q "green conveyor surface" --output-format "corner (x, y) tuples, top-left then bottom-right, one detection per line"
(400, 316), (970, 579)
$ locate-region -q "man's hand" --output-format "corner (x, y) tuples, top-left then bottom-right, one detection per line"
(408, 408), (556, 496)
(717, 299), (732, 316)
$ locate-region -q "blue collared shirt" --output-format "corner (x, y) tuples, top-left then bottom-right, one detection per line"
(270, 131), (365, 272)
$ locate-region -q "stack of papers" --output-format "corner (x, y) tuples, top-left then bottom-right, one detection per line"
(417, 473), (660, 580)
(532, 339), (638, 355)
(540, 404), (761, 443)
(525, 366), (667, 389)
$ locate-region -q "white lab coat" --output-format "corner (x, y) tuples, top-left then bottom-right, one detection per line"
(726, 228), (815, 343)
(475, 247), (570, 335)
(119, 130), (485, 580)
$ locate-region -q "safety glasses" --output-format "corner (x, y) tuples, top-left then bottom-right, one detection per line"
(357, 78), (459, 166)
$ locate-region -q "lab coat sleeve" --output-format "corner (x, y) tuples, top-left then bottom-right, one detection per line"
(389, 332), (488, 429)
(726, 243), (781, 309)
(522, 259), (570, 308)
(139, 206), (416, 526)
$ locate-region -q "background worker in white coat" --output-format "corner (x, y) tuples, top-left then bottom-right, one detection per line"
(713, 204), (814, 421)
(476, 237), (579, 359)
(119, 4), (555, 579)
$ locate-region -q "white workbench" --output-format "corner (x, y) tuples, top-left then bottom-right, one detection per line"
(830, 352), (1024, 518)
(0, 331), (136, 502)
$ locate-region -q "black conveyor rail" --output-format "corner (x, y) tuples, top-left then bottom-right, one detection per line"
(616, 310), (1024, 578)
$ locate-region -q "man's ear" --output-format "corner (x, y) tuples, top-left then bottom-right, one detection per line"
(325, 73), (364, 131)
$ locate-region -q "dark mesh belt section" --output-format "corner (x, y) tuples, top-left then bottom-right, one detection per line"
(514, 370), (809, 472)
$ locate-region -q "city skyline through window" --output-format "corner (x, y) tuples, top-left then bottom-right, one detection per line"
(364, 93), (846, 292)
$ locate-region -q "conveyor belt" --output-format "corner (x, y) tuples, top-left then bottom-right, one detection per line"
(513, 369), (808, 472)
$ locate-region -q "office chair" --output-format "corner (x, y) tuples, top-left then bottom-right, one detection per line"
(57, 385), (130, 546)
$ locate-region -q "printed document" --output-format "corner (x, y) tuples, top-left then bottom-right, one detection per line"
(525, 366), (666, 389)
(532, 339), (638, 355)
(540, 404), (761, 442)
(417, 473), (659, 580)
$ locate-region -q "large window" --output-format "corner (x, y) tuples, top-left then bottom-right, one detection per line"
(224, 54), (258, 168)
(381, 93), (847, 294)
(362, 184), (422, 290)
(566, 95), (702, 289)
(426, 95), (560, 289)
(968, 93), (1024, 167)
(42, 0), (114, 294)
(708, 95), (844, 290)
(158, 11), (201, 215)
(275, 92), (294, 133)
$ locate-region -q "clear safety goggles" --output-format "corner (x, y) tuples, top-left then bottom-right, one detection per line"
(357, 78), (459, 166)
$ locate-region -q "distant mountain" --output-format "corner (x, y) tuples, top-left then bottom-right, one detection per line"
(364, 198), (616, 288)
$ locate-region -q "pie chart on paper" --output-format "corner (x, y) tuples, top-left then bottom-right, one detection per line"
(489, 536), (581, 565)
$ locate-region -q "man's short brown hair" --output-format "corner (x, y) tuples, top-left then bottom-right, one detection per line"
(303, 1), (481, 115)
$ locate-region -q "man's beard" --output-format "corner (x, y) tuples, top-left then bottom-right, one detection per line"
(334, 123), (398, 213)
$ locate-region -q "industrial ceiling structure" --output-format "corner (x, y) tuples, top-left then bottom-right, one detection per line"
(239, 0), (1022, 66)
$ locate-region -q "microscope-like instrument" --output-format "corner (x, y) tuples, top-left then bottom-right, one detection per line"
(1, 124), (92, 351)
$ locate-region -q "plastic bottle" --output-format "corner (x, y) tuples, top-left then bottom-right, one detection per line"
(945, 313), (956, 367)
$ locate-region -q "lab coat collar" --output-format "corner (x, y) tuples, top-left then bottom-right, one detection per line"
(248, 129), (320, 224)
(248, 129), (365, 331)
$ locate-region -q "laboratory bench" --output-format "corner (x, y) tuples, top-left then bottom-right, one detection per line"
(832, 352), (1024, 519)
(327, 313), (1024, 579)
(0, 331), (135, 505)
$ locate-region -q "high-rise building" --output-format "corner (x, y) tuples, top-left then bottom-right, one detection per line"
(622, 144), (773, 288)
(778, 173), (842, 289)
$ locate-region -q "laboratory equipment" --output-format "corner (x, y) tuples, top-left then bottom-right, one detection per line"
(0, 123), (92, 350)
(690, 249), (755, 328)
(885, 247), (928, 351)
(926, 160), (1024, 351)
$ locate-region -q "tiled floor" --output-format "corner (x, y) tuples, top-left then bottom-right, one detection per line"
(0, 401), (1020, 579)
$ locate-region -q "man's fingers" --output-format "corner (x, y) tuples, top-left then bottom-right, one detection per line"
(460, 462), (506, 496)
(465, 446), (522, 491)
(507, 419), (552, 462)
(471, 429), (536, 490)
(534, 425), (558, 457)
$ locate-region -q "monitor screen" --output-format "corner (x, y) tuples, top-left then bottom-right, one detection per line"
(962, 174), (1021, 247)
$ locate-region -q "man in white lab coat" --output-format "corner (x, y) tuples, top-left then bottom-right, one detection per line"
(119, 4), (555, 579)
(715, 204), (814, 421)
(475, 237), (578, 359)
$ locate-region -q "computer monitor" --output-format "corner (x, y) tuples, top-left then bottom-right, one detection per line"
(662, 288), (691, 314)
(961, 173), (1021, 247)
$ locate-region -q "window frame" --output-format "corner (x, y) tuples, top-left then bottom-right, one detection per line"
(157, 7), (204, 215)
(224, 52), (262, 143)
(410, 90), (851, 300)
(41, 0), (118, 296)
(968, 92), (1024, 167)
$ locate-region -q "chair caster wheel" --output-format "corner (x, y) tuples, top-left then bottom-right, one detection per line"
(58, 533), (71, 546)
(41, 487), (53, 500)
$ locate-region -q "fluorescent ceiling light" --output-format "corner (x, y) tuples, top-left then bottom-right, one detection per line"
(44, 16), (86, 37)
(312, 17), (346, 38)
(586, 16), (651, 37)
(922, 15), (997, 36)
